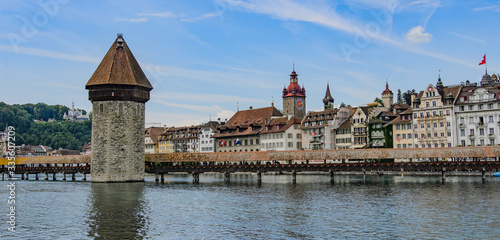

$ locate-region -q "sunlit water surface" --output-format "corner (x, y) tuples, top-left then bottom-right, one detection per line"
(1, 174), (499, 239)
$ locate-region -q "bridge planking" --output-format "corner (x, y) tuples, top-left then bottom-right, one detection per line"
(1, 146), (499, 165)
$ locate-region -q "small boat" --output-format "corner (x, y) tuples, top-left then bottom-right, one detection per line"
(493, 172), (500, 177)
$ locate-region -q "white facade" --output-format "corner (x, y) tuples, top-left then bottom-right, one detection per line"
(455, 87), (500, 147)
(412, 84), (457, 149)
(63, 101), (90, 122)
(261, 117), (302, 151)
(199, 123), (217, 152)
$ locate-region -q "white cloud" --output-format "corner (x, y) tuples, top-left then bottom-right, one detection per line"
(0, 44), (100, 63)
(473, 4), (500, 12)
(152, 91), (268, 105)
(181, 12), (220, 22)
(138, 11), (177, 18)
(404, 25), (432, 44)
(114, 17), (148, 23)
(216, 110), (235, 121)
(152, 99), (225, 113)
(448, 31), (486, 44)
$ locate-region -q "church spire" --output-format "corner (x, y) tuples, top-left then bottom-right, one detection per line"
(323, 82), (334, 110)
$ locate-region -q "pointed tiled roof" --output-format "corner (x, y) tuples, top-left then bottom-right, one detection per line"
(323, 83), (334, 104)
(86, 34), (153, 90)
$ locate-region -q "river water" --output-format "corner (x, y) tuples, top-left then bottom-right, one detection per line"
(1, 173), (500, 239)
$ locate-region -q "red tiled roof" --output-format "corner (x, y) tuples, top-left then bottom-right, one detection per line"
(300, 109), (339, 129)
(213, 106), (282, 138)
(145, 127), (164, 144)
(260, 116), (301, 134)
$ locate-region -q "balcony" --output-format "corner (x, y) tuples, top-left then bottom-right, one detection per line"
(459, 123), (465, 128)
(353, 131), (367, 136)
(489, 134), (495, 139)
(468, 134), (475, 139)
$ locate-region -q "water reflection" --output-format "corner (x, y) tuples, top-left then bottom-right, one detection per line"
(86, 182), (148, 239)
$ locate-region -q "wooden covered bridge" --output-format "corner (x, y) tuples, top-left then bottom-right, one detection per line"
(1, 146), (500, 182)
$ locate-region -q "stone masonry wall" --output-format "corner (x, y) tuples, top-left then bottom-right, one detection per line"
(91, 100), (145, 182)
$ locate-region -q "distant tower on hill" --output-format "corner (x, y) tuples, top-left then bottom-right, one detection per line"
(282, 65), (306, 119)
(381, 80), (393, 107)
(85, 34), (153, 182)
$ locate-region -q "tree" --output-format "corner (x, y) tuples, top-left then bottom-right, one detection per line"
(397, 89), (404, 104)
(374, 97), (384, 107)
(340, 102), (346, 108)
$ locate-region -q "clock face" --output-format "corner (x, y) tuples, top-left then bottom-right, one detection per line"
(427, 87), (433, 92)
(296, 99), (304, 109)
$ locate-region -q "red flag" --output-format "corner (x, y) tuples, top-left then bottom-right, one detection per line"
(220, 140), (226, 147)
(479, 54), (486, 65)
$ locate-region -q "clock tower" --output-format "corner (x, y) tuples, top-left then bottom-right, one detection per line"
(282, 66), (306, 119)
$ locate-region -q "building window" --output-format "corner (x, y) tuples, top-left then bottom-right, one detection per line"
(288, 133), (293, 138)
(469, 105), (473, 110)
(426, 102), (430, 107)
(461, 140), (465, 147)
(250, 139), (254, 145)
(489, 116), (494, 122)
(480, 140), (485, 146)
(297, 133), (301, 139)
(479, 128), (484, 136)
(470, 140), (475, 146)
(414, 113), (417, 118)
(459, 106), (464, 111)
(470, 129), (474, 136)
(256, 139), (259, 144)
(432, 101), (437, 107)
(288, 142), (293, 147)
(461, 129), (465, 136)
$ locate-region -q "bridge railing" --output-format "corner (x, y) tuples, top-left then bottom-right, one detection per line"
(1, 146), (499, 165)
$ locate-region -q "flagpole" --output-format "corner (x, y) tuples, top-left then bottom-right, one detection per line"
(485, 53), (487, 74)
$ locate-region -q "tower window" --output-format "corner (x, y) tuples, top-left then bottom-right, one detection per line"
(99, 104), (103, 114)
(119, 103), (123, 115)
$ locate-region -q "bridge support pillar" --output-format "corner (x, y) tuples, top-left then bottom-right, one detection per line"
(482, 167), (486, 182)
(329, 169), (334, 184)
(401, 168), (404, 178)
(72, 173), (75, 181)
(257, 171), (262, 183)
(62, 172), (66, 181)
(44, 173), (48, 181)
(224, 171), (230, 183)
(21, 173), (25, 180)
(35, 173), (39, 181)
(82, 173), (87, 181)
(53, 173), (56, 181)
(26, 173), (29, 180)
(155, 173), (159, 182)
(362, 168), (366, 180)
(161, 173), (165, 183)
(292, 170), (297, 184)
(192, 173), (199, 183)
(441, 167), (446, 182)
(1, 173), (3, 181)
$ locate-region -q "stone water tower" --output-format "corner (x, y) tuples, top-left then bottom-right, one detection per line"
(85, 34), (153, 182)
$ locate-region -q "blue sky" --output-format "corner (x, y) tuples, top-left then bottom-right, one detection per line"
(1, 0), (499, 127)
